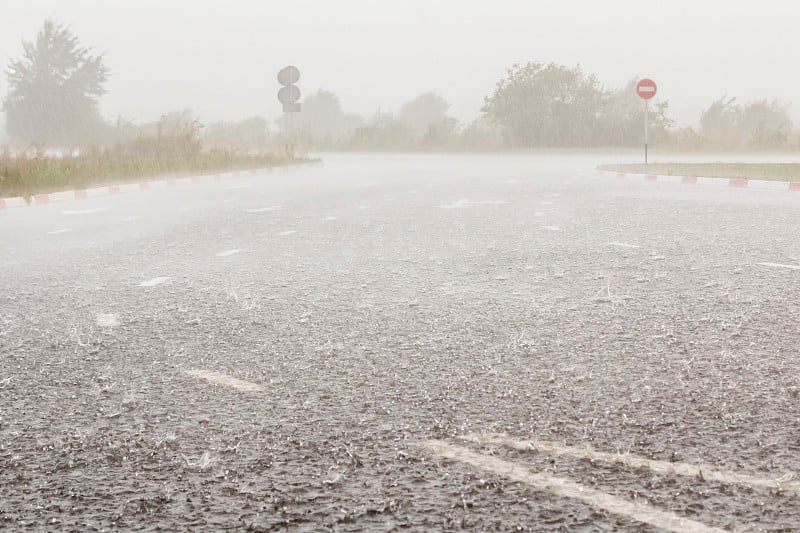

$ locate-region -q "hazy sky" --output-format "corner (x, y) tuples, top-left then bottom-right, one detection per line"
(2, 0), (799, 130)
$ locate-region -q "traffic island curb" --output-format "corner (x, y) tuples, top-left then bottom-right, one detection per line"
(593, 168), (800, 193)
(0, 160), (323, 209)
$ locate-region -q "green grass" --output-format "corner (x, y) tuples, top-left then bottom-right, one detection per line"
(0, 150), (316, 198)
(598, 163), (800, 182)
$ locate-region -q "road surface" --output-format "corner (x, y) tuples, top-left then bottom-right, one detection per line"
(2, 153), (800, 531)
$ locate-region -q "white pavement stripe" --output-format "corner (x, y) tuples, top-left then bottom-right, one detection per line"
(608, 242), (640, 248)
(277, 230), (296, 236)
(47, 228), (74, 235)
(183, 369), (263, 392)
(322, 216), (338, 221)
(757, 262), (800, 270)
(62, 207), (109, 215)
(419, 440), (721, 533)
(121, 216), (140, 221)
(96, 313), (121, 328)
(437, 198), (471, 209)
(139, 276), (170, 287)
(465, 433), (800, 496)
(543, 226), (561, 231)
(244, 205), (283, 213)
(216, 248), (243, 257)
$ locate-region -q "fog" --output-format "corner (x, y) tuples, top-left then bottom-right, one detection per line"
(3, 0), (800, 130)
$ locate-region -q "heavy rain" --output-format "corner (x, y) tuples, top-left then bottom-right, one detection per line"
(2, 1), (800, 531)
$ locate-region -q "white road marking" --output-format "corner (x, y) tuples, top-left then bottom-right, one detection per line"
(322, 216), (338, 221)
(216, 248), (243, 257)
(121, 216), (140, 222)
(419, 440), (721, 533)
(757, 262), (800, 271)
(96, 313), (121, 328)
(437, 199), (507, 209)
(277, 230), (296, 236)
(47, 228), (74, 235)
(608, 242), (641, 248)
(139, 277), (170, 287)
(244, 205), (283, 213)
(465, 433), (800, 496)
(543, 225), (561, 231)
(62, 207), (109, 215)
(183, 369), (263, 392)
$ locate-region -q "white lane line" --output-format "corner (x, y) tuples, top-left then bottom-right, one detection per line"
(419, 440), (721, 533)
(121, 216), (140, 222)
(62, 207), (109, 215)
(47, 228), (74, 235)
(322, 216), (338, 221)
(216, 248), (243, 257)
(543, 225), (561, 231)
(608, 242), (641, 248)
(244, 205), (283, 213)
(465, 433), (800, 496)
(183, 369), (263, 392)
(757, 262), (800, 271)
(437, 199), (508, 209)
(96, 313), (121, 328)
(277, 230), (296, 236)
(437, 198), (472, 209)
(139, 276), (170, 287)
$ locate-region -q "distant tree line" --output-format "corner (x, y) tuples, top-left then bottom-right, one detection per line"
(2, 20), (798, 153)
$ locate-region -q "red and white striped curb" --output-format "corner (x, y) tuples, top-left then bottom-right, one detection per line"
(593, 169), (800, 192)
(0, 160), (322, 209)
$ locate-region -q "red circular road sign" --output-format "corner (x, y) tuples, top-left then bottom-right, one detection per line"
(637, 78), (657, 100)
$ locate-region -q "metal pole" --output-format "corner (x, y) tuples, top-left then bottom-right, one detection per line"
(644, 99), (649, 164)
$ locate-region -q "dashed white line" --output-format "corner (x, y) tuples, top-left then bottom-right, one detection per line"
(96, 313), (121, 328)
(139, 277), (170, 287)
(322, 216), (338, 221)
(465, 433), (800, 496)
(121, 216), (140, 222)
(277, 230), (296, 236)
(216, 248), (243, 257)
(757, 262), (800, 270)
(438, 198), (472, 209)
(543, 225), (561, 231)
(418, 440), (721, 533)
(183, 369), (263, 392)
(47, 228), (74, 235)
(244, 205), (283, 213)
(62, 207), (109, 215)
(608, 242), (641, 248)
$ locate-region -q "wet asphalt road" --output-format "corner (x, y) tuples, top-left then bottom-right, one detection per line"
(2, 153), (800, 531)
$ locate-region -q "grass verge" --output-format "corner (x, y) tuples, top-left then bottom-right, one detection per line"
(598, 163), (800, 182)
(0, 150), (317, 199)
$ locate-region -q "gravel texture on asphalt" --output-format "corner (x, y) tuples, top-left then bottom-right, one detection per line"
(1, 154), (800, 531)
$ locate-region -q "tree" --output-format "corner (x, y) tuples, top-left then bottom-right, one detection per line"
(699, 97), (792, 149)
(398, 92), (450, 139)
(3, 19), (109, 146)
(482, 62), (604, 147)
(296, 90), (364, 146)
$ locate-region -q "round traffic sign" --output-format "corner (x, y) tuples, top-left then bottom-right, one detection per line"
(278, 85), (301, 104)
(277, 65), (300, 86)
(637, 78), (657, 100)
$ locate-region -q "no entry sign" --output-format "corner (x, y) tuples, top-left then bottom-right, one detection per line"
(637, 78), (657, 100)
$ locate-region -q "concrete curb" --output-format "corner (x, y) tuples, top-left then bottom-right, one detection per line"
(593, 168), (800, 192)
(0, 160), (323, 210)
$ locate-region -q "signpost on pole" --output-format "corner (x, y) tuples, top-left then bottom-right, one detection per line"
(277, 66), (301, 158)
(636, 78), (657, 164)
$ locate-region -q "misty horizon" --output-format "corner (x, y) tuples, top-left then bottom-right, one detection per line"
(3, 0), (800, 133)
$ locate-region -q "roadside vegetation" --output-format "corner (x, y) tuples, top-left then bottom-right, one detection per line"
(598, 163), (800, 182)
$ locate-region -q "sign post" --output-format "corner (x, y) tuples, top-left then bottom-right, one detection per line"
(277, 66), (301, 158)
(636, 78), (657, 164)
